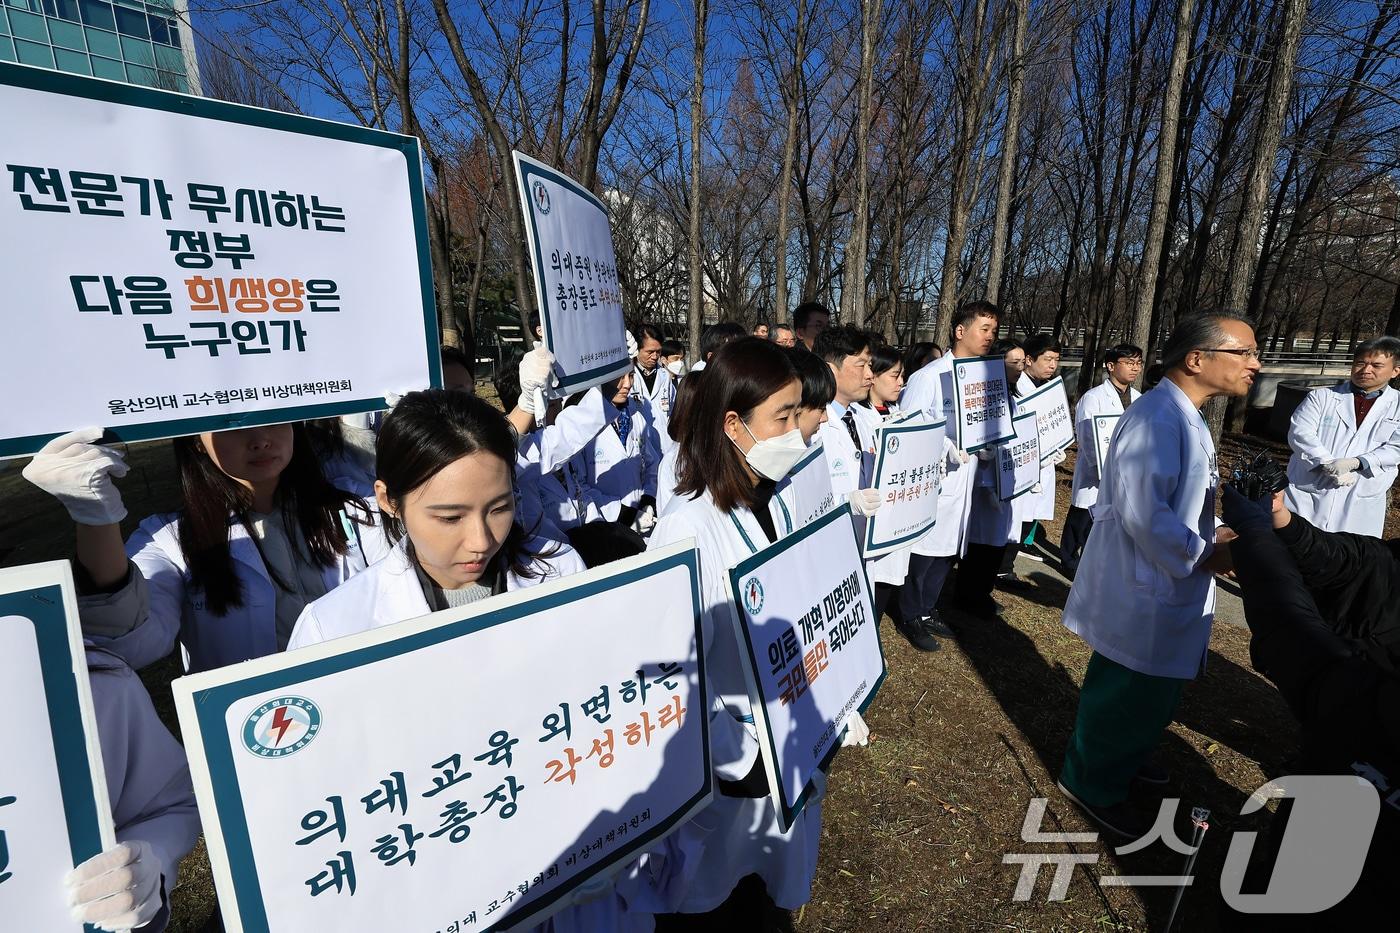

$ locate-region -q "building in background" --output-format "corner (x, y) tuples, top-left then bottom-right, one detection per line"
(0, 0), (200, 93)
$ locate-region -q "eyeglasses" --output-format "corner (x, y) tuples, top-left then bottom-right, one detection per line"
(1196, 347), (1261, 361)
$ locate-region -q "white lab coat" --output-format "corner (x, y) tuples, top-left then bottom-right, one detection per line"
(899, 353), (976, 558)
(631, 364), (677, 453)
(853, 403), (913, 587)
(517, 388), (613, 540)
(647, 487), (824, 913)
(1016, 373), (1058, 522)
(1284, 382), (1400, 537)
(1069, 379), (1141, 509)
(79, 505), (388, 674)
(568, 400), (662, 521)
(1061, 379), (1219, 679)
(657, 445), (683, 516)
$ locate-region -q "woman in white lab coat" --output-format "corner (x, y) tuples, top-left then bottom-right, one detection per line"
(22, 424), (385, 674)
(648, 337), (866, 921)
(568, 370), (663, 535)
(853, 344), (912, 620)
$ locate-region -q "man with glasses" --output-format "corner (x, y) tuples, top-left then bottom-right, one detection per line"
(1056, 312), (1259, 839)
(1061, 343), (1144, 575)
(1283, 336), (1400, 537)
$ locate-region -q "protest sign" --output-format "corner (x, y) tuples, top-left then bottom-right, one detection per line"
(174, 544), (711, 933)
(863, 413), (946, 558)
(1092, 413), (1122, 474)
(1016, 376), (1074, 462)
(785, 443), (838, 531)
(0, 560), (116, 932)
(951, 356), (1015, 452)
(997, 412), (1042, 501)
(727, 505), (885, 832)
(514, 152), (631, 395)
(0, 63), (439, 459)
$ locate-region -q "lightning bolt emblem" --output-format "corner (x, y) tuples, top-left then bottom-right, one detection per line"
(268, 706), (295, 746)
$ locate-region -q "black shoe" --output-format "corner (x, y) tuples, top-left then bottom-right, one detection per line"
(952, 597), (1003, 620)
(1134, 762), (1170, 786)
(895, 616), (941, 652)
(922, 611), (956, 639)
(997, 571), (1032, 590)
(1056, 779), (1151, 841)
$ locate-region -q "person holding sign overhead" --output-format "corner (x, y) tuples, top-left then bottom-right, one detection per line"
(648, 338), (860, 921)
(22, 425), (385, 674)
(1062, 344), (1143, 576)
(895, 301), (1001, 651)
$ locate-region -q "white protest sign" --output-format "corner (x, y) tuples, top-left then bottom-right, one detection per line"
(726, 505), (885, 832)
(1092, 414), (1122, 474)
(1016, 376), (1074, 462)
(863, 413), (946, 558)
(514, 151), (631, 395)
(174, 544), (711, 933)
(951, 356), (1015, 452)
(0, 63), (439, 459)
(0, 561), (116, 932)
(784, 442), (838, 531)
(997, 412), (1041, 501)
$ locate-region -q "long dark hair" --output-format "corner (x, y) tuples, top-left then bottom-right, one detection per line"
(902, 341), (938, 377)
(676, 337), (799, 513)
(175, 423), (365, 615)
(376, 389), (551, 580)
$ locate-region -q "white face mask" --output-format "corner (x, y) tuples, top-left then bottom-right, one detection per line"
(666, 360), (686, 377)
(732, 420), (807, 481)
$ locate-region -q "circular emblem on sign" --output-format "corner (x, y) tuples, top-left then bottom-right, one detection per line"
(242, 696), (321, 758)
(957, 365), (967, 379)
(887, 434), (900, 454)
(742, 577), (765, 615)
(532, 181), (551, 215)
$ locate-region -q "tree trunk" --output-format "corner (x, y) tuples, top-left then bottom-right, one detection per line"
(772, 0), (808, 326)
(687, 0), (709, 359)
(1129, 0), (1196, 349)
(840, 0), (883, 324)
(1387, 280), (1400, 337)
(985, 0), (1028, 306)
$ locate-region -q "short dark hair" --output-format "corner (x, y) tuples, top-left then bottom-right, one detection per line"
(1160, 311), (1256, 371)
(661, 338), (686, 357)
(667, 368), (705, 443)
(785, 345), (836, 410)
(493, 348), (525, 408)
(1023, 334), (1061, 359)
(770, 324), (794, 341)
(794, 302), (831, 331)
(441, 344), (474, 378)
(633, 323), (664, 347)
(950, 300), (1000, 341)
(676, 337), (799, 512)
(902, 341), (939, 376)
(813, 323), (871, 366)
(870, 343), (902, 376)
(1104, 343), (1144, 365)
(1354, 336), (1400, 362)
(991, 337), (1024, 357)
(700, 321), (747, 360)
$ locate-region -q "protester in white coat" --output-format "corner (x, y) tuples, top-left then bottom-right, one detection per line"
(1284, 336), (1400, 537)
(631, 324), (678, 455)
(1057, 312), (1258, 840)
(1062, 344), (1143, 575)
(648, 338), (868, 921)
(811, 325), (884, 528)
(568, 370), (662, 535)
(895, 301), (1001, 650)
(22, 424), (384, 674)
(855, 345), (911, 621)
(1014, 334), (1064, 560)
(64, 646), (201, 932)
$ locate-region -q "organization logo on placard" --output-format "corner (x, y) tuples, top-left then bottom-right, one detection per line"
(742, 577), (765, 616)
(958, 365), (967, 379)
(242, 696), (321, 758)
(887, 434), (900, 454)
(533, 181), (552, 215)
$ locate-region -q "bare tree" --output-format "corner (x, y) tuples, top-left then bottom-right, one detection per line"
(839, 0), (884, 324)
(688, 0), (709, 357)
(985, 0), (1028, 305)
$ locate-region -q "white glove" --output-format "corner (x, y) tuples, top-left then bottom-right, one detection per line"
(948, 447), (970, 467)
(1320, 457), (1361, 477)
(975, 447), (996, 462)
(23, 428), (129, 526)
(1325, 471), (1358, 488)
(1031, 483), (1043, 494)
(1050, 450), (1067, 465)
(66, 840), (163, 932)
(840, 711), (870, 747)
(383, 391), (405, 410)
(625, 331), (639, 359)
(848, 488), (883, 516)
(633, 504), (657, 535)
(517, 347), (557, 413)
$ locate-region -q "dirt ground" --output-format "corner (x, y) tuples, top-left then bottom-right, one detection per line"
(0, 432), (1365, 931)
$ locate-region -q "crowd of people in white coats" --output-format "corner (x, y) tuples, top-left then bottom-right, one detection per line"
(18, 296), (1400, 929)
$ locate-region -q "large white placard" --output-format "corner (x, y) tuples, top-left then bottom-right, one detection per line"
(0, 64), (439, 458)
(997, 412), (1042, 501)
(951, 356), (1015, 452)
(174, 544), (711, 933)
(784, 443), (838, 531)
(726, 505), (885, 832)
(0, 561), (116, 932)
(1016, 376), (1074, 462)
(514, 152), (631, 395)
(863, 413), (946, 558)
(1092, 413), (1122, 474)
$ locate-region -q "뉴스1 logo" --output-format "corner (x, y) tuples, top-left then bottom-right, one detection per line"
(887, 434), (901, 454)
(742, 577), (765, 616)
(533, 181), (552, 215)
(242, 696), (321, 758)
